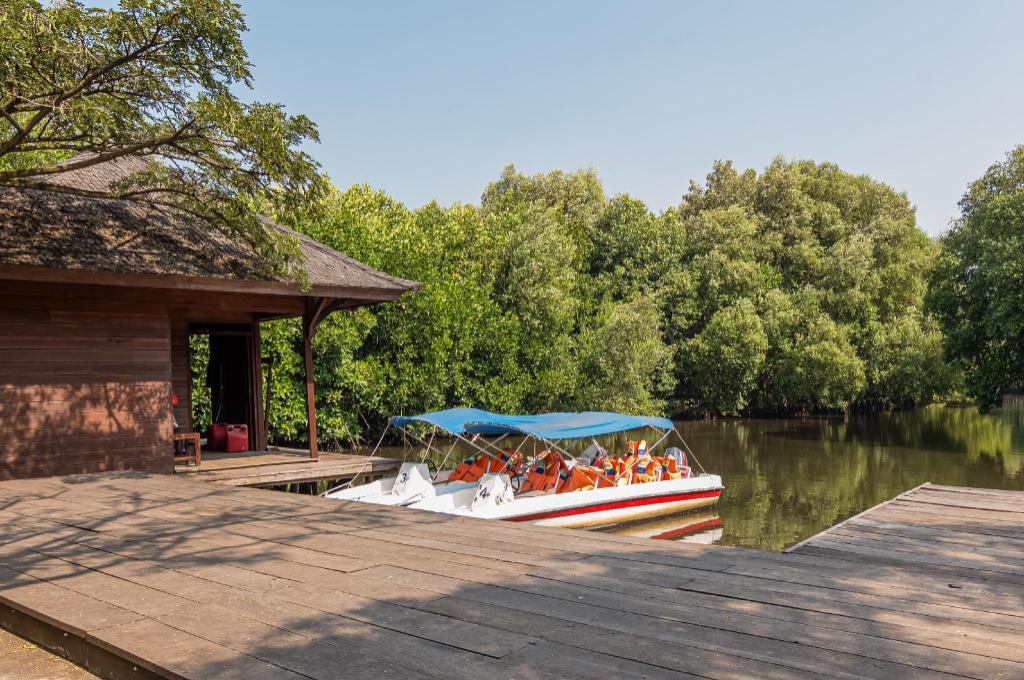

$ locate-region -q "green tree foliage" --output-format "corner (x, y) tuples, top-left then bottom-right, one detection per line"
(575, 297), (674, 415)
(188, 334), (212, 433)
(0, 0), (321, 275)
(686, 299), (767, 415)
(863, 314), (955, 409)
(663, 158), (948, 415)
(927, 145), (1024, 411)
(761, 290), (865, 411)
(0, 4), (959, 444)
(234, 158), (952, 447)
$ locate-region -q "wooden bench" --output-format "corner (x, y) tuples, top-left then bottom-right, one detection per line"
(173, 432), (202, 467)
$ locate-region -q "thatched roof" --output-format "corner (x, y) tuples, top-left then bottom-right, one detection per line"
(0, 155), (418, 298)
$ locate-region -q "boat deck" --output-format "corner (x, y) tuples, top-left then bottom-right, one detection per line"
(175, 449), (400, 488)
(0, 475), (1022, 679)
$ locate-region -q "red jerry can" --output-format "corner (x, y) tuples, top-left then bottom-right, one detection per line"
(207, 423), (228, 451)
(225, 424), (249, 453)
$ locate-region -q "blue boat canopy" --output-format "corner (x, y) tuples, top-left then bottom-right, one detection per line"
(389, 407), (500, 435)
(390, 408), (673, 440)
(389, 408), (554, 435)
(465, 411), (673, 440)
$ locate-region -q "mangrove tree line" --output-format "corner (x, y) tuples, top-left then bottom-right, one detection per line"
(226, 157), (957, 447)
(927, 145), (1024, 412)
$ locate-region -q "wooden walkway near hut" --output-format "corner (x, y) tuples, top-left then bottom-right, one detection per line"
(0, 475), (1022, 680)
(175, 449), (400, 488)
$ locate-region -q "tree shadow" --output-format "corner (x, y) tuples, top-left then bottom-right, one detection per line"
(0, 473), (1022, 679)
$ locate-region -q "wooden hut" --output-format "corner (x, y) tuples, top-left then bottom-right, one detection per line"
(0, 156), (417, 480)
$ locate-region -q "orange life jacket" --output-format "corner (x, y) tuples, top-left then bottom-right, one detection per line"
(603, 456), (622, 481)
(584, 462), (615, 488)
(607, 455), (634, 485)
(600, 447), (666, 486)
(634, 452), (662, 483)
(447, 455), (479, 482)
(498, 449), (524, 476)
(520, 451), (563, 493)
(557, 464), (611, 493)
(448, 451), (512, 483)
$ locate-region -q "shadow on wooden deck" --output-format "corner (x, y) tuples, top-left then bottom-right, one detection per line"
(0, 474), (1022, 679)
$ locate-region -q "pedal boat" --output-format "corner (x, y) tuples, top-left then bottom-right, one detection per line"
(325, 409), (723, 529)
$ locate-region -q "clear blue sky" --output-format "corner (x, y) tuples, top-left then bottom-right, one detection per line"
(236, 0), (1024, 235)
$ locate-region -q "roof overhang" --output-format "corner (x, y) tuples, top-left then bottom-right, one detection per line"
(0, 263), (410, 304)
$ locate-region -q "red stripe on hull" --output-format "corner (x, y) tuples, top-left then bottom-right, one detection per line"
(506, 488), (722, 522)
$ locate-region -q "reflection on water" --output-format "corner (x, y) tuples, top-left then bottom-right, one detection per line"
(376, 400), (1024, 551)
(681, 400), (1024, 551)
(598, 510), (723, 543)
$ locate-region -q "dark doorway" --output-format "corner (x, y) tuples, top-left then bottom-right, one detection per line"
(208, 332), (252, 429)
(191, 323), (259, 450)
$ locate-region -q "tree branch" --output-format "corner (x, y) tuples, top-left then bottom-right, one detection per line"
(0, 122), (200, 182)
(0, 32), (170, 157)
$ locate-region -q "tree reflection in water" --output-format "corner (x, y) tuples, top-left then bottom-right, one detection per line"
(681, 400), (1024, 551)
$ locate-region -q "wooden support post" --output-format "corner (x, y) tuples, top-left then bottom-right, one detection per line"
(251, 319), (267, 452)
(302, 297), (333, 461)
(262, 356), (274, 450)
(303, 307), (319, 460)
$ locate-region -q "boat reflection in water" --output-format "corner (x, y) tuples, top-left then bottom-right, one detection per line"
(596, 509), (723, 543)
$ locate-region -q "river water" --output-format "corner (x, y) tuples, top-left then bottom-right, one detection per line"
(662, 400), (1024, 550)
(376, 400), (1024, 551)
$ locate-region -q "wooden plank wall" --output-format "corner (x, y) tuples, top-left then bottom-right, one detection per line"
(0, 280), (304, 480)
(0, 282), (174, 479)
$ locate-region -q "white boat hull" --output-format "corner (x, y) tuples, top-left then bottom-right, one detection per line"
(325, 464), (468, 506)
(410, 473), (723, 528)
(327, 464), (723, 530)
(518, 486), (721, 528)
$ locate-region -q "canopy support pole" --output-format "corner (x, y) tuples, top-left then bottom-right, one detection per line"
(672, 428), (706, 474)
(321, 424), (391, 495)
(401, 429), (512, 472)
(649, 430), (673, 452)
(431, 438), (462, 481)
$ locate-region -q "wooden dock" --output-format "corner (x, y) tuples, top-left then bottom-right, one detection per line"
(0, 475), (1022, 679)
(788, 482), (1024, 571)
(175, 449), (400, 488)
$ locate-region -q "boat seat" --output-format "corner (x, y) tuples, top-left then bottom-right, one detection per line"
(557, 464), (608, 492)
(661, 447), (690, 479)
(520, 451), (562, 493)
(448, 451), (514, 483)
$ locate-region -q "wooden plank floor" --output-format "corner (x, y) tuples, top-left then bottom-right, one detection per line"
(0, 474), (1022, 679)
(175, 450), (400, 487)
